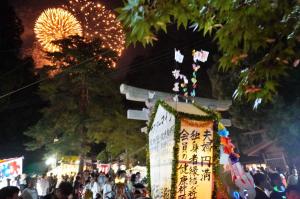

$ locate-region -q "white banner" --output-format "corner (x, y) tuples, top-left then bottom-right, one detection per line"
(149, 105), (175, 199)
(0, 157), (23, 179)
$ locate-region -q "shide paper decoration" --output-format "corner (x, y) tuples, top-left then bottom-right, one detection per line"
(173, 49), (188, 100)
(193, 50), (209, 63)
(174, 49), (184, 63)
(172, 49), (209, 101)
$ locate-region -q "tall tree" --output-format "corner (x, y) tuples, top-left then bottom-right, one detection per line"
(0, 0), (42, 159)
(208, 55), (300, 158)
(25, 36), (145, 169)
(117, 0), (300, 106)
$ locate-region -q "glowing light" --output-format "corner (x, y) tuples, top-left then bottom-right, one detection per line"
(34, 8), (83, 52)
(63, 0), (125, 60)
(45, 156), (57, 165)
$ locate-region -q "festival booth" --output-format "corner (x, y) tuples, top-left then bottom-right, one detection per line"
(97, 164), (111, 174)
(148, 101), (255, 199)
(47, 156), (113, 176)
(47, 156), (79, 176)
(47, 163), (79, 177)
(0, 157), (23, 188)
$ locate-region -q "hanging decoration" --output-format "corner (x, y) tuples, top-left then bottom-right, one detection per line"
(217, 123), (255, 198)
(190, 50), (209, 99)
(173, 49), (189, 101)
(172, 48), (209, 102)
(193, 49), (209, 63)
(253, 98), (262, 110)
(190, 64), (200, 98)
(179, 74), (189, 97)
(174, 49), (184, 63)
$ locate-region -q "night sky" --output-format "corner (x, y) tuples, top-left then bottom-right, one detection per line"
(2, 0), (216, 170)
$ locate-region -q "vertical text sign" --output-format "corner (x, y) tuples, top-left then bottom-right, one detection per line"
(176, 119), (214, 199)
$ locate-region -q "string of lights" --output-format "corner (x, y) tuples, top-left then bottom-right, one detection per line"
(63, 0), (125, 58)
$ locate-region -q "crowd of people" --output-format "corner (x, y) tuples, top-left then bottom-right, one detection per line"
(2, 166), (300, 199)
(0, 170), (149, 199)
(250, 166), (300, 199)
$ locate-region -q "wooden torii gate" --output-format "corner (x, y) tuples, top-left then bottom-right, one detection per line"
(120, 84), (232, 129)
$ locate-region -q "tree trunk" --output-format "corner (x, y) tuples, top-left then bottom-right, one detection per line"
(78, 75), (89, 173)
(78, 155), (84, 173)
(125, 149), (130, 169)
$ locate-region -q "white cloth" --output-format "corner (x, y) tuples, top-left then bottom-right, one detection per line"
(20, 175), (27, 185)
(36, 178), (49, 196)
(22, 188), (38, 199)
(103, 183), (113, 199)
(98, 175), (105, 190)
(91, 181), (101, 199)
(288, 174), (298, 185)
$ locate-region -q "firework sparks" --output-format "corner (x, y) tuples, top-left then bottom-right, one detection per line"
(63, 0), (125, 57)
(34, 8), (83, 52)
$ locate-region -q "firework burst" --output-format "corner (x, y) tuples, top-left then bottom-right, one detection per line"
(63, 0), (125, 58)
(34, 8), (83, 52)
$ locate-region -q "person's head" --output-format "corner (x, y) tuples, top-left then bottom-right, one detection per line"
(136, 172), (141, 178)
(131, 174), (136, 183)
(108, 177), (113, 183)
(92, 176), (98, 182)
(85, 179), (90, 185)
(277, 167), (283, 173)
(253, 173), (267, 187)
(75, 175), (80, 181)
(260, 167), (265, 172)
(56, 182), (73, 199)
(118, 170), (126, 178)
(104, 174), (109, 182)
(27, 178), (35, 188)
(0, 186), (19, 199)
(287, 185), (300, 199)
(270, 173), (283, 186)
(134, 189), (143, 198)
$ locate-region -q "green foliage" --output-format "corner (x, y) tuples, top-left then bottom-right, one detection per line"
(229, 67), (300, 157)
(117, 0), (300, 104)
(25, 36), (145, 161)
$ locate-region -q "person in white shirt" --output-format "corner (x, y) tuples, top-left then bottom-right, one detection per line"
(22, 178), (38, 199)
(90, 176), (101, 199)
(97, 172), (106, 192)
(288, 168), (299, 186)
(36, 175), (49, 198)
(103, 177), (113, 199)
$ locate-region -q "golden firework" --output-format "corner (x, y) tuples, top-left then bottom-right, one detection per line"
(34, 8), (83, 52)
(63, 0), (125, 58)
